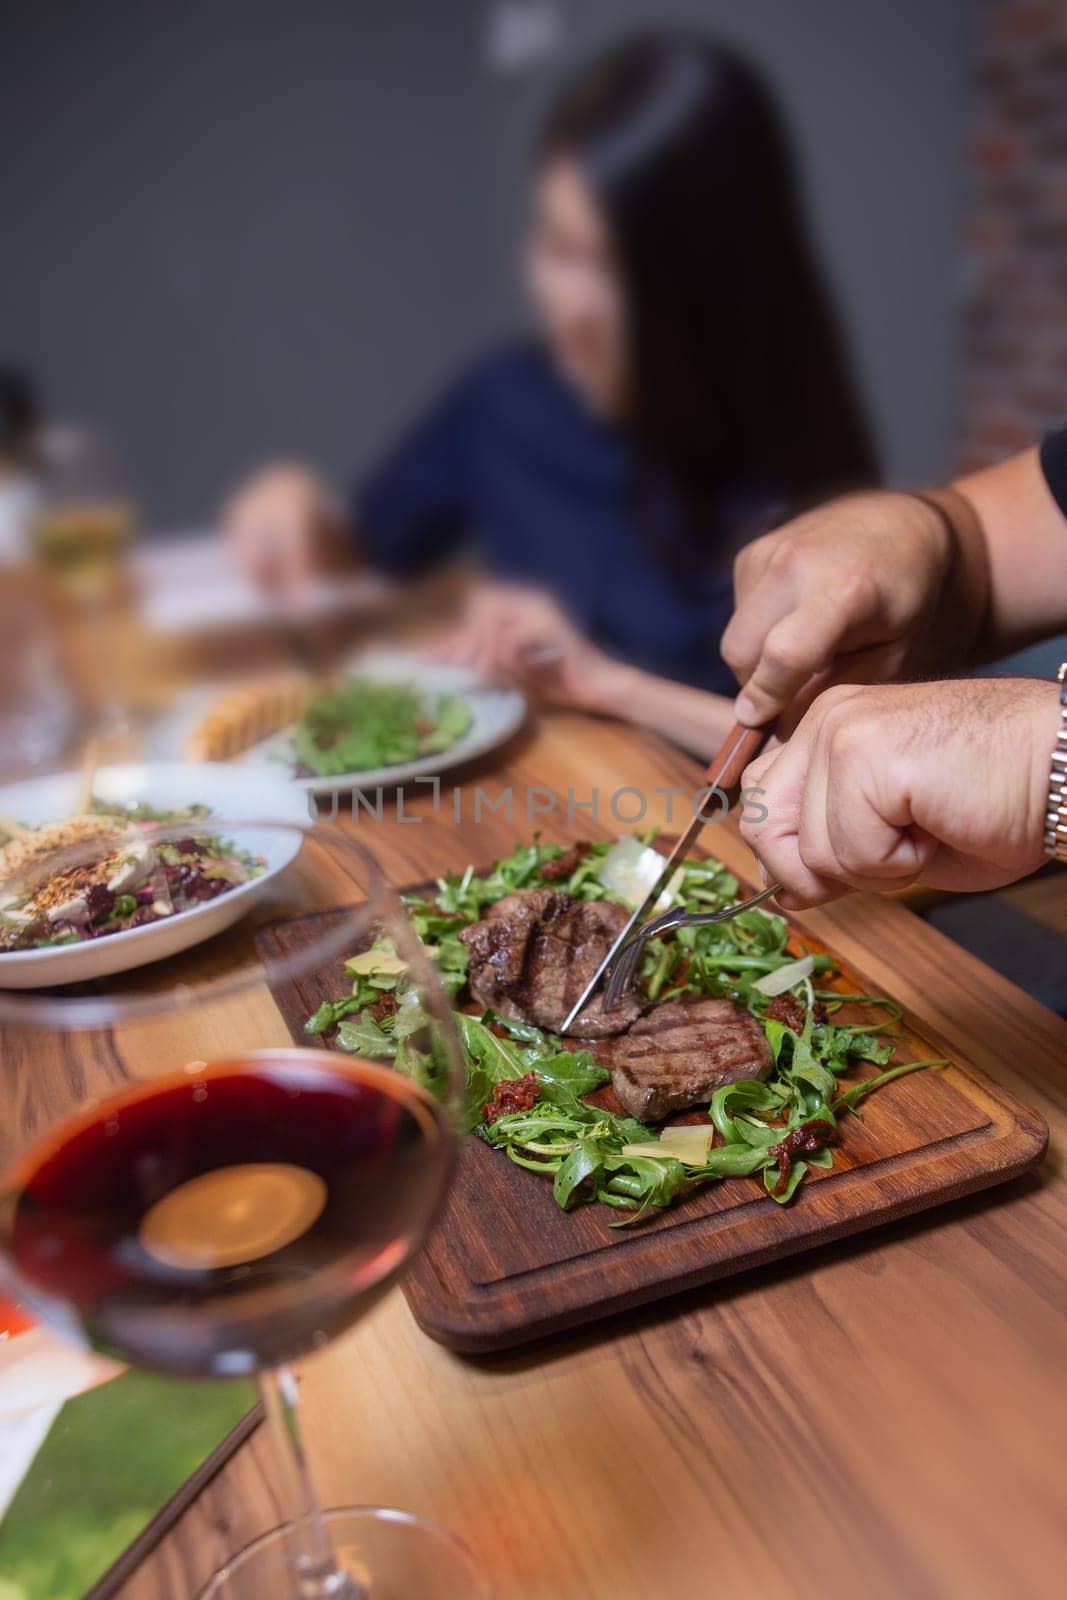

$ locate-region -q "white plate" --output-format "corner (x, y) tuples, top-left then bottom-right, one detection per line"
(148, 652), (528, 795)
(0, 762), (310, 989)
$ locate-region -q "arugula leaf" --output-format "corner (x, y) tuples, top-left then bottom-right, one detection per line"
(553, 1140), (604, 1210)
(305, 995), (364, 1035)
(455, 1013), (528, 1083)
(478, 1011), (553, 1046)
(823, 1026), (895, 1066)
(392, 991), (433, 1042)
(765, 1160), (809, 1204)
(525, 1048), (609, 1096)
(601, 1153), (692, 1222)
(336, 1013), (395, 1058)
(710, 1079), (787, 1141)
(834, 1058), (947, 1116)
(429, 933), (470, 998)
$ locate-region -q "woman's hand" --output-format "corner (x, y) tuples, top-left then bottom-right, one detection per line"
(222, 464), (354, 606)
(722, 491), (973, 728)
(433, 583), (627, 712)
(433, 582), (737, 759)
(740, 677), (1058, 906)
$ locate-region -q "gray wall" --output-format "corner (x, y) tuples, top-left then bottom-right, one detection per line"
(1, 0), (977, 528)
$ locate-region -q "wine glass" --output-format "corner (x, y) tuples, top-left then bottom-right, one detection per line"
(0, 819), (487, 1598)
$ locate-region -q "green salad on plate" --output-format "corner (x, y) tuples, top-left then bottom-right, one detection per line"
(293, 679), (472, 777)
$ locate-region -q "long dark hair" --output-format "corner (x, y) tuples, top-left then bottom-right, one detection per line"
(539, 30), (878, 519)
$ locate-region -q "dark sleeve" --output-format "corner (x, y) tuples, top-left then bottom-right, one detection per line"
(1039, 427), (1067, 519)
(353, 369), (479, 576)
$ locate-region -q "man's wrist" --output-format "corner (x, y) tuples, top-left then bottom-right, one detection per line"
(913, 485), (992, 665)
(901, 488), (954, 578)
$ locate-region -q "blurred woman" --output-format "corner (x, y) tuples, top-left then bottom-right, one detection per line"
(227, 28), (875, 729)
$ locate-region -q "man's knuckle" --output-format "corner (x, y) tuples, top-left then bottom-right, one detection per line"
(719, 619), (744, 666)
(834, 569), (879, 614)
(814, 683), (859, 719)
(761, 634), (809, 678)
(797, 834), (838, 882)
(827, 709), (878, 764)
(765, 540), (800, 581)
(736, 531), (773, 574)
(840, 847), (886, 882)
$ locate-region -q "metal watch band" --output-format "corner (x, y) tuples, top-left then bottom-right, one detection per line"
(1044, 663), (1067, 862)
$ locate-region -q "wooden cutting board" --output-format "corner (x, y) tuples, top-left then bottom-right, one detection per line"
(258, 879), (1048, 1354)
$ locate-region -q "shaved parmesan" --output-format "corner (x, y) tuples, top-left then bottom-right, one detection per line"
(753, 954), (815, 997)
(346, 945), (408, 978)
(106, 838), (156, 894)
(598, 838), (683, 912)
(622, 1124), (714, 1166)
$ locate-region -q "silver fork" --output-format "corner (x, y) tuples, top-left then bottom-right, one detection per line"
(601, 881), (784, 1012)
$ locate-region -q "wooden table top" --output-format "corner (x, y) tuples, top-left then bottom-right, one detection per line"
(13, 706), (1067, 1600)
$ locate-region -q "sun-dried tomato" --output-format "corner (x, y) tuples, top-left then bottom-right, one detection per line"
(765, 993), (827, 1033)
(483, 1071), (540, 1124)
(540, 842), (592, 881)
(767, 1118), (835, 1196)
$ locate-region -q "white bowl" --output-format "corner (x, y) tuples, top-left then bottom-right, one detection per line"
(0, 762), (310, 989)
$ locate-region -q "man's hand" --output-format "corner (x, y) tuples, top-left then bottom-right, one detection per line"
(740, 678), (1058, 906)
(722, 491), (963, 728)
(223, 464), (353, 608)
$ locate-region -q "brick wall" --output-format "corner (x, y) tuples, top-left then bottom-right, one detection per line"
(958, 0), (1067, 471)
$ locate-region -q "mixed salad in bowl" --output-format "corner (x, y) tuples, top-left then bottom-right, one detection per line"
(0, 804), (263, 954)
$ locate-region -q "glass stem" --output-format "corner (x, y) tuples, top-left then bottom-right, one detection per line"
(258, 1365), (365, 1600)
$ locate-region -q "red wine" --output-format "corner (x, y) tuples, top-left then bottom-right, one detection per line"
(0, 1052), (454, 1377)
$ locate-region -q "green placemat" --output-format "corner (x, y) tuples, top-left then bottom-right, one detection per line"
(0, 1369), (257, 1600)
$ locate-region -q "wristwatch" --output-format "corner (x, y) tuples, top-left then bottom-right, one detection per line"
(1044, 663), (1067, 862)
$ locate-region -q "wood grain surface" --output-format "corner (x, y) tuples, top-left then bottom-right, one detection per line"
(5, 711), (1066, 1599)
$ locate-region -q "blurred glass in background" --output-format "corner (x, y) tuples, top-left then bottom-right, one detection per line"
(33, 426), (135, 601)
(0, 367), (138, 772)
(0, 572), (75, 777)
(0, 372), (73, 774)
(32, 422), (137, 747)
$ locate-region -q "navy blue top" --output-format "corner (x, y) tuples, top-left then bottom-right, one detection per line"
(356, 343), (779, 693)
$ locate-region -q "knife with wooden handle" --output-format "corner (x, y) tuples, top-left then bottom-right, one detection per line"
(559, 720), (773, 1035)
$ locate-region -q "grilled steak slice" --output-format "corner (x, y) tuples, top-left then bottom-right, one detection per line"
(458, 888), (643, 1038)
(598, 996), (772, 1122)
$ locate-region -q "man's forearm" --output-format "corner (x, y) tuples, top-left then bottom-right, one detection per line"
(954, 446), (1067, 658)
